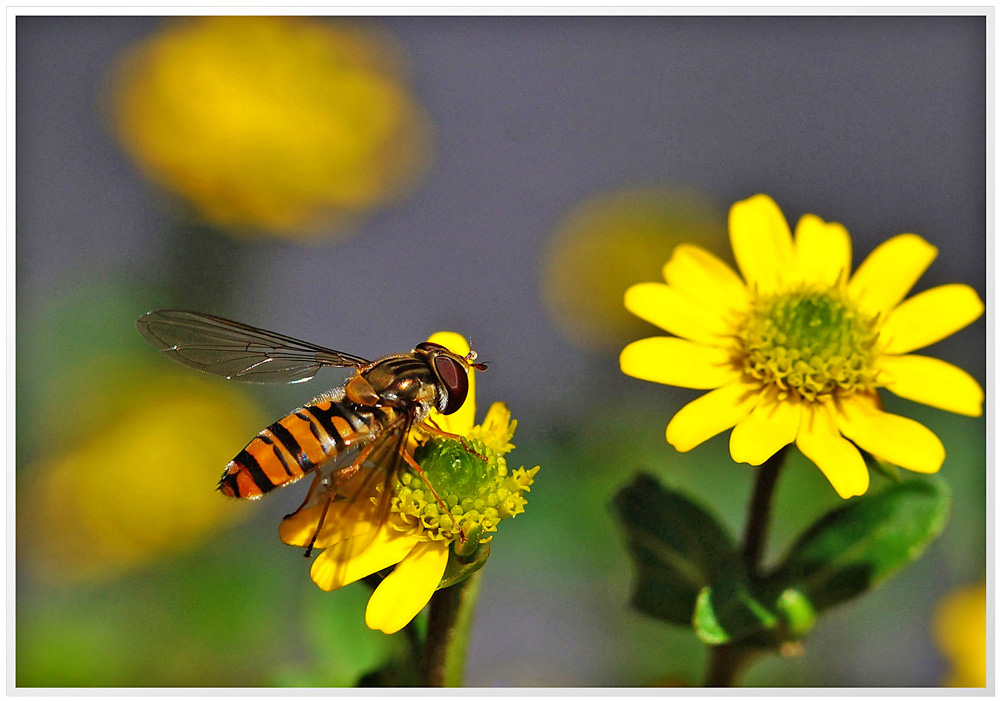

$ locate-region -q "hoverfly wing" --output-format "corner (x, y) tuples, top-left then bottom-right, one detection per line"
(136, 309), (371, 384)
(281, 409), (416, 561)
(360, 408), (417, 532)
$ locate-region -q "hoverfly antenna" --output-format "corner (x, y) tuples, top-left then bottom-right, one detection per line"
(465, 343), (488, 371)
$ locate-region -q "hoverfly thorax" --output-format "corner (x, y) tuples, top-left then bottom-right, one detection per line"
(358, 354), (438, 413)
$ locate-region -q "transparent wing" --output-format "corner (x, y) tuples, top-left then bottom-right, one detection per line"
(295, 410), (412, 519)
(136, 309), (371, 384)
(279, 410), (416, 561)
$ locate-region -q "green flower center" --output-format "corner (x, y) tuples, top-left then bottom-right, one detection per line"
(737, 287), (880, 401)
(392, 437), (532, 549)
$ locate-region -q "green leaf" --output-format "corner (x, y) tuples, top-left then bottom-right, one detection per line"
(692, 562), (817, 648)
(613, 473), (736, 626)
(771, 477), (951, 612)
(692, 561), (775, 646)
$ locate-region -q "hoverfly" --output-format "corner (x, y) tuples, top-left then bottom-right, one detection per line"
(136, 309), (487, 555)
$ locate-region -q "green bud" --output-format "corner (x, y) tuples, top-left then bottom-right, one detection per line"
(438, 541), (492, 590)
(775, 588), (816, 640)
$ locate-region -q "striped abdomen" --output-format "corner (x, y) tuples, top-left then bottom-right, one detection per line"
(218, 396), (396, 499)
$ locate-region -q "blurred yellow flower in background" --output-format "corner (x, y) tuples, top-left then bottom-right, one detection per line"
(541, 186), (728, 352)
(20, 375), (266, 581)
(935, 582), (986, 687)
(279, 332), (538, 635)
(620, 194), (984, 498)
(108, 16), (432, 238)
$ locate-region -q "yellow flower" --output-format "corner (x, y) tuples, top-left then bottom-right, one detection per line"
(934, 581), (986, 687)
(20, 374), (265, 581)
(541, 186), (728, 352)
(279, 332), (538, 634)
(620, 194), (984, 498)
(108, 16), (431, 237)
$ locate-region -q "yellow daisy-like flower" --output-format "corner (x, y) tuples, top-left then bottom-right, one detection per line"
(620, 194), (984, 498)
(109, 16), (431, 237)
(20, 374), (264, 581)
(279, 332), (538, 634)
(541, 185), (728, 352)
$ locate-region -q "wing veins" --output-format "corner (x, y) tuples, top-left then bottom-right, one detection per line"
(136, 309), (371, 384)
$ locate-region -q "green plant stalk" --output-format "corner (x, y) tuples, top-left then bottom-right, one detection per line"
(421, 569), (483, 686)
(704, 447), (787, 687)
(740, 447), (787, 578)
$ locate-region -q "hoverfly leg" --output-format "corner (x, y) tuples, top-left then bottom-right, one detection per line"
(461, 437), (488, 463)
(290, 471), (326, 518)
(400, 448), (467, 545)
(301, 439), (381, 557)
(421, 419), (489, 463)
(304, 495), (333, 559)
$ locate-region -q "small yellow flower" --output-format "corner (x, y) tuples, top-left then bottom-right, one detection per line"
(935, 582), (986, 687)
(279, 332), (538, 634)
(20, 375), (264, 581)
(541, 186), (728, 351)
(620, 194), (983, 498)
(109, 16), (431, 237)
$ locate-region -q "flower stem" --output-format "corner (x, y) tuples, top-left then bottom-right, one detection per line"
(421, 569), (483, 687)
(704, 447), (787, 687)
(704, 643), (748, 687)
(740, 446), (786, 577)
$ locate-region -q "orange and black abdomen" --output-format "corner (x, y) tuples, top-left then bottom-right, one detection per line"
(218, 398), (394, 499)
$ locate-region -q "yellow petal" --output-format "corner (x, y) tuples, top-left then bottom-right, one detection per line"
(792, 213), (851, 287)
(365, 540), (449, 634)
(729, 391), (803, 466)
(796, 402), (869, 498)
(847, 233), (937, 318)
(427, 331), (470, 356)
(624, 282), (733, 346)
(426, 331), (476, 435)
(620, 337), (740, 389)
(665, 379), (760, 452)
(728, 194), (793, 295)
(662, 243), (749, 317)
(278, 498), (375, 548)
(309, 520), (420, 591)
(879, 354), (983, 417)
(475, 401), (516, 453)
(879, 284), (984, 355)
(837, 396), (945, 474)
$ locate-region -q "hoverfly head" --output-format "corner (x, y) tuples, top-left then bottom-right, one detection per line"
(414, 340), (484, 415)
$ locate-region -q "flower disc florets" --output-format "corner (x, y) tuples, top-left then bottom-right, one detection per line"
(392, 433), (537, 550)
(737, 286), (880, 401)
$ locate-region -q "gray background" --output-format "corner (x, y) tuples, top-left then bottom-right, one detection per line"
(18, 15), (987, 422)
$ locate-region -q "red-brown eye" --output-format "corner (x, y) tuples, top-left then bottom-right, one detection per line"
(433, 355), (468, 414)
(416, 341), (447, 353)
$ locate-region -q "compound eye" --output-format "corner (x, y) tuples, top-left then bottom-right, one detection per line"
(416, 341), (447, 353)
(433, 355), (468, 415)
